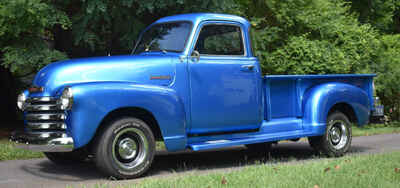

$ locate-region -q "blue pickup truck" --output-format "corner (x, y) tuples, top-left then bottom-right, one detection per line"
(12, 13), (377, 179)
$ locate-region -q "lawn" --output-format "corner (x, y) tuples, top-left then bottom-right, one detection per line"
(0, 139), (44, 161)
(127, 151), (400, 188)
(353, 122), (400, 137)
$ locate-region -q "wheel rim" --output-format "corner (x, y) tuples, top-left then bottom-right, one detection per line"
(118, 137), (138, 160)
(328, 120), (348, 150)
(112, 126), (148, 170)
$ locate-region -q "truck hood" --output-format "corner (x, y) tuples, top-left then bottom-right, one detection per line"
(31, 55), (175, 96)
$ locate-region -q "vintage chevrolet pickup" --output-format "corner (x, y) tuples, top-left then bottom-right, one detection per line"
(12, 13), (377, 179)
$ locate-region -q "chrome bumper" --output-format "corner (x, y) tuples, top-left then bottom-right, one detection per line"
(10, 131), (74, 152)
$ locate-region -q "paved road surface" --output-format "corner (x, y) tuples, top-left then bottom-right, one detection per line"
(1, 133), (399, 188)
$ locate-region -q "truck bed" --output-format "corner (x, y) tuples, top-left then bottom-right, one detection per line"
(263, 74), (375, 121)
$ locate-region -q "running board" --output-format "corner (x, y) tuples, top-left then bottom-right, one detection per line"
(188, 130), (317, 151)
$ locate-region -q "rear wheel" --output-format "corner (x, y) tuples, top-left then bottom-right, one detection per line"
(308, 111), (352, 157)
(94, 117), (155, 179)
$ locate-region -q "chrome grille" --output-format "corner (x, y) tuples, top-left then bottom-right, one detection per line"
(25, 97), (67, 130)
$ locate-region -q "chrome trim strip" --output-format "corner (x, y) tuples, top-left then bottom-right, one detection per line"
(27, 97), (57, 103)
(26, 113), (66, 121)
(25, 104), (60, 111)
(27, 122), (67, 130)
(10, 131), (73, 152)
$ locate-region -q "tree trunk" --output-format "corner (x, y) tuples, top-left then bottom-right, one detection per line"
(394, 10), (400, 34)
(0, 66), (18, 124)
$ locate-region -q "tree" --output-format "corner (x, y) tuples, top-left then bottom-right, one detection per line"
(0, 0), (70, 75)
(236, 0), (379, 75)
(0, 0), (70, 122)
(50, 0), (238, 57)
(346, 0), (400, 33)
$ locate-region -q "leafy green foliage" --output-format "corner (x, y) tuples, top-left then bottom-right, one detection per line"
(2, 43), (68, 74)
(0, 0), (70, 75)
(371, 35), (400, 120)
(54, 0), (238, 56)
(239, 0), (380, 75)
(347, 0), (400, 33)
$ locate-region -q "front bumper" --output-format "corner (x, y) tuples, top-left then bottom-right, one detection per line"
(10, 131), (74, 152)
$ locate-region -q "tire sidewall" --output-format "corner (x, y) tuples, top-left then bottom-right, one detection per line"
(99, 118), (155, 179)
(323, 112), (352, 156)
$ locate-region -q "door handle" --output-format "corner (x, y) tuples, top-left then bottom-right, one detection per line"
(241, 65), (255, 71)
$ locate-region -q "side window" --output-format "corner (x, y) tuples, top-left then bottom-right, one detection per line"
(194, 24), (244, 56)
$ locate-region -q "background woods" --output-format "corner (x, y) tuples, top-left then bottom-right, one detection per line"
(0, 0), (399, 124)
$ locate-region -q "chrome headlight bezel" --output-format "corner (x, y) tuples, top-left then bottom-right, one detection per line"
(58, 87), (73, 110)
(17, 92), (27, 110)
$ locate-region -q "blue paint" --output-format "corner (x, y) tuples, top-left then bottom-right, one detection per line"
(21, 13), (375, 152)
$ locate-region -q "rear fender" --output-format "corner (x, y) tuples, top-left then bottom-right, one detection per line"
(63, 82), (187, 151)
(302, 82), (370, 134)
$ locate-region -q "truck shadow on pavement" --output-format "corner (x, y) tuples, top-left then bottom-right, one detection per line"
(20, 142), (370, 182)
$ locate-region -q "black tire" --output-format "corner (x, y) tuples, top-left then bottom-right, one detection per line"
(245, 142), (272, 152)
(93, 117), (156, 179)
(308, 111), (352, 157)
(44, 149), (88, 165)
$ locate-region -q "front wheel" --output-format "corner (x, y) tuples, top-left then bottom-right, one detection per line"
(94, 117), (156, 179)
(308, 111), (352, 157)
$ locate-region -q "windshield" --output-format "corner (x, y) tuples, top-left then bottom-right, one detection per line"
(133, 22), (192, 54)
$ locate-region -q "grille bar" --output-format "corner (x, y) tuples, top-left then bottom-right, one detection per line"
(25, 104), (59, 111)
(27, 122), (67, 130)
(26, 113), (66, 121)
(25, 97), (67, 131)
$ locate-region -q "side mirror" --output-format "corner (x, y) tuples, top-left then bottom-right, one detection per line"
(190, 50), (200, 62)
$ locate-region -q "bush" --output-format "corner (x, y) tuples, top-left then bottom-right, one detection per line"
(372, 34), (400, 121)
(245, 0), (380, 75)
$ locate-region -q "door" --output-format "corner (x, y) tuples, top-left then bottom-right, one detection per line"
(188, 22), (262, 135)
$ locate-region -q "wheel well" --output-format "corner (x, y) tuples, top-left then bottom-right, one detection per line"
(96, 107), (163, 141)
(329, 103), (358, 124)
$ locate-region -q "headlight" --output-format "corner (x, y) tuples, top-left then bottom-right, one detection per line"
(17, 92), (26, 110)
(58, 87), (73, 110)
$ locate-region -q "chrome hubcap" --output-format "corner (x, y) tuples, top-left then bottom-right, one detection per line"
(112, 126), (148, 170)
(118, 138), (138, 160)
(328, 120), (348, 150)
(330, 126), (341, 144)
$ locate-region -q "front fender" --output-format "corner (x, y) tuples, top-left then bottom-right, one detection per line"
(303, 82), (370, 134)
(65, 81), (187, 151)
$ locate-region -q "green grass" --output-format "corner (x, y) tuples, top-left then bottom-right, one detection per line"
(353, 122), (400, 137)
(0, 139), (44, 161)
(123, 152), (400, 188)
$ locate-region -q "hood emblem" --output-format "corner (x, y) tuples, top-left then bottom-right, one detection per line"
(150, 75), (171, 80)
(28, 86), (44, 93)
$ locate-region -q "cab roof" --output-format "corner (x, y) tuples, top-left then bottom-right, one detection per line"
(154, 13), (250, 26)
